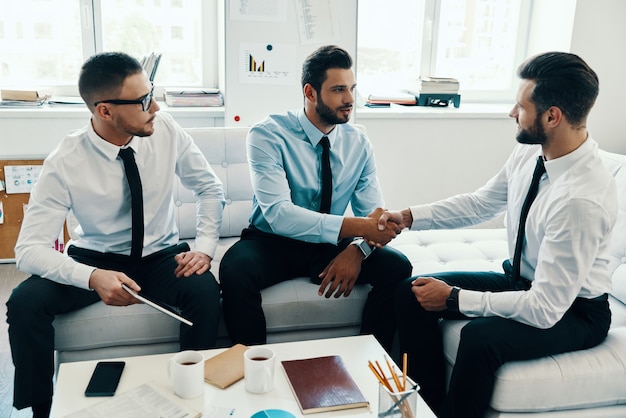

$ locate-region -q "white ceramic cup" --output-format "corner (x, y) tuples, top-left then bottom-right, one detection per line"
(244, 346), (276, 394)
(168, 350), (204, 399)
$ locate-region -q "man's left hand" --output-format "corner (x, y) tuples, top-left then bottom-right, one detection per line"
(317, 246), (363, 298)
(174, 250), (213, 278)
(412, 277), (452, 311)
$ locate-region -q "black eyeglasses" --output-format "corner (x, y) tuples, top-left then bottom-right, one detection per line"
(94, 86), (154, 112)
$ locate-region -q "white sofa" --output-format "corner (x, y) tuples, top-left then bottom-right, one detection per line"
(52, 126), (626, 416)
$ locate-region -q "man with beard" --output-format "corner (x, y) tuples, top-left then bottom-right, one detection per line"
(219, 45), (412, 349)
(379, 52), (617, 417)
(6, 52), (224, 418)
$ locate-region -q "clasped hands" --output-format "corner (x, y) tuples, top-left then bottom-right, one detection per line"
(88, 250), (212, 306)
(362, 207), (407, 247)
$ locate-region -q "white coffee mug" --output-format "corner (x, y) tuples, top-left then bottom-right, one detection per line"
(168, 350), (204, 399)
(244, 347), (275, 394)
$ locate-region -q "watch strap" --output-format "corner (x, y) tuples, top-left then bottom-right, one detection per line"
(446, 286), (461, 312)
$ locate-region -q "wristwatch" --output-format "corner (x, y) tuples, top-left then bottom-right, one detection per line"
(446, 286), (461, 312)
(351, 239), (374, 260)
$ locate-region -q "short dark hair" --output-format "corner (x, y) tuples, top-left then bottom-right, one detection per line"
(301, 45), (352, 92)
(78, 52), (144, 110)
(517, 51), (599, 127)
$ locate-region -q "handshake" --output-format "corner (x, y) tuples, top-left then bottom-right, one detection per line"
(361, 208), (412, 248)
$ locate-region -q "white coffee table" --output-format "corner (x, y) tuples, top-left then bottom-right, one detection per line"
(51, 335), (435, 417)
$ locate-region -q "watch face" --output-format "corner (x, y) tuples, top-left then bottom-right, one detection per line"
(359, 241), (372, 257)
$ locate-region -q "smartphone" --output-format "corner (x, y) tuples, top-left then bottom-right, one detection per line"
(84, 361), (125, 397)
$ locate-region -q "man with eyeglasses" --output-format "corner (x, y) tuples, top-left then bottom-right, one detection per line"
(6, 52), (225, 418)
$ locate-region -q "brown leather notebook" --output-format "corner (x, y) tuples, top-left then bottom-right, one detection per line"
(203, 343), (248, 389)
(281, 355), (369, 414)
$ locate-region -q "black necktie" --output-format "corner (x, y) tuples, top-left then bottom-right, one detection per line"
(319, 137), (332, 214)
(119, 147), (144, 259)
(512, 156), (546, 281)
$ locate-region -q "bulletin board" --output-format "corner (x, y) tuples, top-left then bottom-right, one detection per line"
(222, 0), (358, 127)
(0, 160), (68, 261)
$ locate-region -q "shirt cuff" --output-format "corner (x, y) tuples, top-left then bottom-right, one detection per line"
(322, 214), (344, 243)
(194, 237), (217, 259)
(72, 263), (98, 290)
(457, 288), (485, 317)
(409, 205), (434, 230)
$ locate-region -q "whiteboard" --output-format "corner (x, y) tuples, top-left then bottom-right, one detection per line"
(222, 0), (358, 127)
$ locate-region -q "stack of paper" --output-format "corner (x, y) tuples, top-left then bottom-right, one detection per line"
(164, 88), (223, 107)
(366, 91), (416, 106)
(47, 96), (85, 106)
(408, 76), (460, 95)
(0, 89), (45, 107)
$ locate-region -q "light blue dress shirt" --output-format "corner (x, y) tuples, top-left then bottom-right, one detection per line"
(247, 109), (384, 244)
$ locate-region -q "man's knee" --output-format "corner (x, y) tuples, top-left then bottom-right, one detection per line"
(380, 247), (413, 280)
(6, 277), (48, 323)
(182, 271), (220, 300)
(457, 319), (503, 361)
(219, 246), (263, 292)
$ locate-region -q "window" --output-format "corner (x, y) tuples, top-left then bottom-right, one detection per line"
(357, 0), (537, 102)
(0, 0), (216, 90)
(0, 0), (83, 86)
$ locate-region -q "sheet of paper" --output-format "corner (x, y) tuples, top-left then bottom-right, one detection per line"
(295, 0), (338, 45)
(4, 165), (42, 194)
(239, 42), (297, 85)
(229, 0), (287, 22)
(63, 382), (200, 418)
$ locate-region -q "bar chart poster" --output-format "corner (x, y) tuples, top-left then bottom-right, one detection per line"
(239, 43), (297, 85)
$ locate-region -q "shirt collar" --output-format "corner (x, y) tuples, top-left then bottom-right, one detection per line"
(543, 136), (597, 182)
(297, 108), (338, 147)
(86, 119), (139, 161)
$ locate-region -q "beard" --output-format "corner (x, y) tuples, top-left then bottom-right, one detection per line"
(119, 116), (155, 138)
(316, 96), (351, 126)
(516, 114), (547, 145)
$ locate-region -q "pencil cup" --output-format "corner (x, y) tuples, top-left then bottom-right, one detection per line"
(378, 377), (419, 418)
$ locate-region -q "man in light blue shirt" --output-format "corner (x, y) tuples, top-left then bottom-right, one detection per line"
(220, 45), (412, 351)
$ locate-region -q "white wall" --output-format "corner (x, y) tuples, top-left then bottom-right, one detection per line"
(356, 111), (516, 211)
(570, 0), (626, 153)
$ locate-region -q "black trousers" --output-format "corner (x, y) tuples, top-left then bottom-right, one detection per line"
(395, 260), (611, 418)
(219, 227), (413, 351)
(6, 242), (221, 410)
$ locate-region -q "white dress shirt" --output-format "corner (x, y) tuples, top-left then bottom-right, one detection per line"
(409, 138), (617, 328)
(15, 112), (225, 289)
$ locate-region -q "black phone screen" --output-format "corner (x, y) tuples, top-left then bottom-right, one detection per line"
(84, 361), (126, 397)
